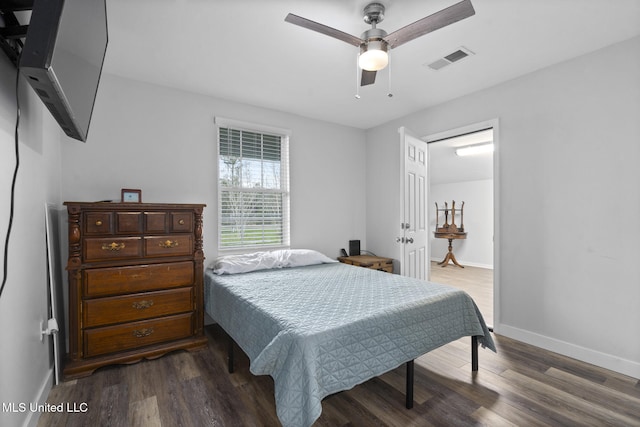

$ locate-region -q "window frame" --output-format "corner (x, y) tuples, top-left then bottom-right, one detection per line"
(214, 117), (291, 252)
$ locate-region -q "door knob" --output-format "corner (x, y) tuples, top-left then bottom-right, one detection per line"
(406, 237), (414, 244)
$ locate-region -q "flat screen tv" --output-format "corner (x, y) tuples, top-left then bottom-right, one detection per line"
(19, 0), (108, 142)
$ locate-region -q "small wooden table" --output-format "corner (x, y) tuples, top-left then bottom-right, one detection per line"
(337, 255), (393, 273)
(434, 232), (467, 268)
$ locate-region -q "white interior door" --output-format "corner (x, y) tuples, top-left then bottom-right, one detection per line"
(398, 127), (429, 280)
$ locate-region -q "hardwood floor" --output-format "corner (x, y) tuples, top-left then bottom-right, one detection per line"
(38, 323), (640, 427)
(429, 261), (494, 326)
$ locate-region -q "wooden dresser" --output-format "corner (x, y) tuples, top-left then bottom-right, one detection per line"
(63, 202), (208, 379)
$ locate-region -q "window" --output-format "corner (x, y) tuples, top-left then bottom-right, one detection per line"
(216, 118), (290, 250)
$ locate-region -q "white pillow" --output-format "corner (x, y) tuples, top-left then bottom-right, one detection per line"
(284, 249), (337, 267)
(211, 249), (336, 275)
(210, 251), (283, 275)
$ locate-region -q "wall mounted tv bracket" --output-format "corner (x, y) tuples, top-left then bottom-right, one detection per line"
(0, 1), (34, 67)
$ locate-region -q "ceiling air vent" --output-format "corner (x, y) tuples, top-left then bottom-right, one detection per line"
(426, 46), (474, 71)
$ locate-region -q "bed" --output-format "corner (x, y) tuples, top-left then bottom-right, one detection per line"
(204, 250), (495, 427)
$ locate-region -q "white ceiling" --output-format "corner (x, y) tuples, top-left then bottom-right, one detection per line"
(104, 0), (640, 130)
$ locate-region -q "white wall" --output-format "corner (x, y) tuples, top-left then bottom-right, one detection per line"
(366, 36), (640, 378)
(365, 124), (404, 267)
(0, 56), (64, 426)
(60, 74), (367, 264)
(4, 32), (638, 427)
(430, 179), (493, 268)
(1, 59), (367, 427)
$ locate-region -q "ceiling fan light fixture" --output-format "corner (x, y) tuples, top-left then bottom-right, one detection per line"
(359, 40), (388, 71)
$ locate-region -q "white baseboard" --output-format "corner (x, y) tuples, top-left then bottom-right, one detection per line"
(429, 257), (493, 270)
(24, 368), (54, 427)
(496, 324), (640, 380)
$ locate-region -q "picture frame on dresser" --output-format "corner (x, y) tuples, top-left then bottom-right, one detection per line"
(121, 188), (142, 203)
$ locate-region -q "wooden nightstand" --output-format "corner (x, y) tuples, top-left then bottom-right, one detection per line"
(338, 255), (393, 273)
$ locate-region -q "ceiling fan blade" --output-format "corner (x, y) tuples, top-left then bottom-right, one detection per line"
(361, 70), (377, 86)
(285, 13), (362, 47)
(384, 0), (475, 49)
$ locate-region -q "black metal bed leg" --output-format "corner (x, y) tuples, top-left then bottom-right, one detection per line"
(228, 334), (235, 374)
(471, 335), (478, 372)
(405, 360), (414, 409)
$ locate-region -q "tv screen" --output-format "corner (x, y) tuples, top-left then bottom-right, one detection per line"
(19, 0), (108, 142)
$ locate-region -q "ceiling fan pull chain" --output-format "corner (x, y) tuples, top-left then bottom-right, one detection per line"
(387, 52), (393, 98)
(355, 52), (361, 99)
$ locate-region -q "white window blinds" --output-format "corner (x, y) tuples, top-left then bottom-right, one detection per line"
(216, 119), (290, 250)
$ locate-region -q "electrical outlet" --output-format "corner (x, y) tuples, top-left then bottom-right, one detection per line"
(41, 318), (59, 341)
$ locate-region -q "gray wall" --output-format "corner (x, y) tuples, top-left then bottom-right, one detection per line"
(366, 36), (640, 378)
(430, 179), (493, 268)
(3, 64), (368, 427)
(3, 31), (638, 427)
(60, 74), (368, 266)
(0, 56), (64, 426)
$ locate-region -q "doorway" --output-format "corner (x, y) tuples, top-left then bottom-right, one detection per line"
(426, 121), (497, 328)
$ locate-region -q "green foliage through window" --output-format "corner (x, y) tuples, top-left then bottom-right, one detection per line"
(218, 126), (289, 249)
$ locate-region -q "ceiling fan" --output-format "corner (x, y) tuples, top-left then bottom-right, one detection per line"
(285, 0), (475, 87)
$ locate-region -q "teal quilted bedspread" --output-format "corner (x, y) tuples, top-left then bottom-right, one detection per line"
(204, 262), (495, 427)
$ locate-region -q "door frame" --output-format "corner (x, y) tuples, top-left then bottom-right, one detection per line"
(425, 118), (500, 331)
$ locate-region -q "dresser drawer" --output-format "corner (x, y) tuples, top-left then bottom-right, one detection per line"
(84, 261), (194, 297)
(145, 235), (193, 257)
(116, 212), (143, 234)
(170, 212), (193, 232)
(84, 312), (193, 358)
(83, 287), (193, 328)
(145, 211), (167, 233)
(84, 237), (143, 262)
(85, 212), (113, 235)
(84, 212), (144, 235)
(143, 212), (193, 233)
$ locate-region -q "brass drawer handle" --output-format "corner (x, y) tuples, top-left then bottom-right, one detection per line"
(95, 220), (103, 226)
(101, 242), (126, 251)
(178, 219), (185, 225)
(133, 328), (154, 338)
(132, 300), (154, 309)
(159, 240), (179, 249)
